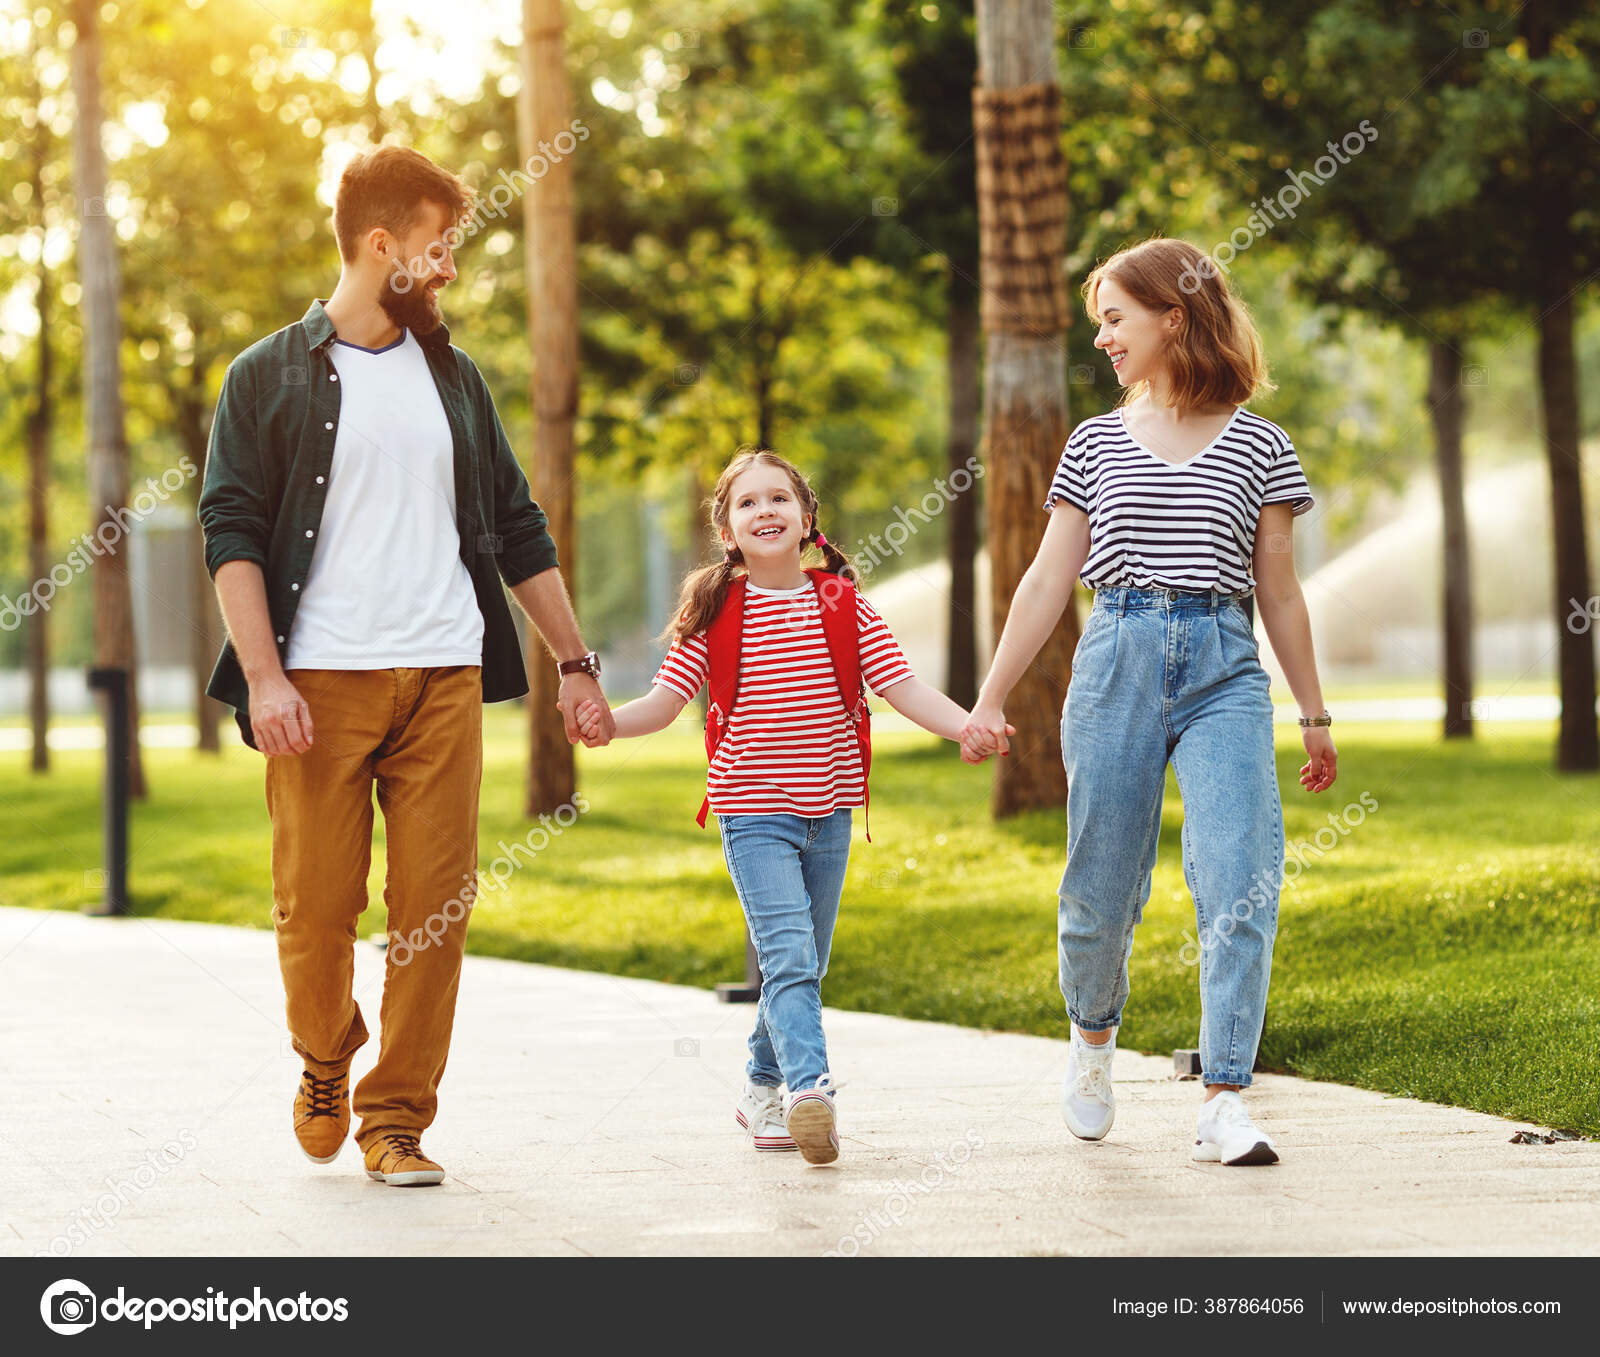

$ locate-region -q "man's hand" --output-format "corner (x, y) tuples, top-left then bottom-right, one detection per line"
(249, 672), (314, 756)
(557, 673), (614, 746)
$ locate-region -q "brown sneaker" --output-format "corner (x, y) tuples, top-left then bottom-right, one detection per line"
(363, 1131), (445, 1187)
(292, 1066), (350, 1164)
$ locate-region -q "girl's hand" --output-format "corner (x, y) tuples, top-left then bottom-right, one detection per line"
(1299, 727), (1337, 793)
(573, 697), (609, 747)
(960, 729), (1010, 764)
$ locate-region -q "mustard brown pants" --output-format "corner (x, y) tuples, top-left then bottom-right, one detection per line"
(265, 666), (482, 1151)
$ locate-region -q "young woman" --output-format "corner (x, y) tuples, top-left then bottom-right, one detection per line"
(576, 447), (982, 1165)
(962, 238), (1338, 1166)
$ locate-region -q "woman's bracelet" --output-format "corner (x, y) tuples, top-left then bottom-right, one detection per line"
(1298, 710), (1333, 728)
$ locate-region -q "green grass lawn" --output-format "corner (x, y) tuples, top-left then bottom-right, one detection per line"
(5, 711), (1597, 1134)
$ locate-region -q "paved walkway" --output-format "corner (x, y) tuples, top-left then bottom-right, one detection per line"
(5, 905), (1597, 1257)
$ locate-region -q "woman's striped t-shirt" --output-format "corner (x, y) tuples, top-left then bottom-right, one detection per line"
(653, 580), (914, 818)
(1042, 405), (1314, 592)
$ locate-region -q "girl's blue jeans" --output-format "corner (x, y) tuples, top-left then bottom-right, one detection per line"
(716, 807), (852, 1094)
(1059, 585), (1285, 1088)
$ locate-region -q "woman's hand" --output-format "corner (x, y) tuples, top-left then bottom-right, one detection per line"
(960, 704), (1015, 762)
(1299, 727), (1337, 793)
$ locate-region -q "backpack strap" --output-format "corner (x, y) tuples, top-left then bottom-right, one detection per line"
(808, 568), (873, 843)
(695, 569), (874, 843)
(697, 575), (747, 828)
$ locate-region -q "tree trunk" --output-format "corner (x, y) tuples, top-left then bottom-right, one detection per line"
(1428, 338), (1473, 740)
(176, 358), (222, 753)
(27, 344), (51, 774)
(750, 271), (776, 448)
(686, 459), (712, 569)
(974, 0), (1076, 816)
(945, 279), (980, 707)
(189, 524), (222, 752)
(71, 0), (146, 798)
(520, 0), (579, 816)
(1536, 282), (1598, 771)
(356, 1), (385, 140)
(174, 339), (224, 752)
(1524, 4), (1597, 772)
(678, 462), (710, 719)
(27, 75), (52, 775)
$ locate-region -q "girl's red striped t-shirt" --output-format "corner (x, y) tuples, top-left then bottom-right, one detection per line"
(653, 579), (915, 817)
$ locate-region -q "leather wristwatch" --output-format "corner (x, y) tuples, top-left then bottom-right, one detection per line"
(557, 651), (601, 680)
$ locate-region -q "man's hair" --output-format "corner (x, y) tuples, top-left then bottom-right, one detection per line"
(332, 145), (474, 264)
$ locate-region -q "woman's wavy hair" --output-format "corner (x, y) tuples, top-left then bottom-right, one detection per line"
(659, 445), (860, 649)
(1083, 237), (1274, 411)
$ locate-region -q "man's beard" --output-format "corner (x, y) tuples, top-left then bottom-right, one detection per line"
(375, 269), (442, 337)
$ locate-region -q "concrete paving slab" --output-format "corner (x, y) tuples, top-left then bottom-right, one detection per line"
(3, 906), (1596, 1257)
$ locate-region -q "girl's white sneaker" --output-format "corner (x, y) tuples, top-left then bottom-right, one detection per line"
(785, 1074), (844, 1165)
(735, 1081), (796, 1151)
(1193, 1090), (1279, 1165)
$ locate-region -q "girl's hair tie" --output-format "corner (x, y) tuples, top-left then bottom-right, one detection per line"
(816, 531), (828, 548)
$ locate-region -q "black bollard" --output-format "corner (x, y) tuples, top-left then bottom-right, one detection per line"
(85, 667), (130, 917)
(715, 929), (761, 1003)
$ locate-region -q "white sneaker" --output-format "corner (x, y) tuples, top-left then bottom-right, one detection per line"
(1193, 1090), (1279, 1165)
(1062, 1028), (1117, 1140)
(785, 1074), (844, 1165)
(735, 1081), (796, 1151)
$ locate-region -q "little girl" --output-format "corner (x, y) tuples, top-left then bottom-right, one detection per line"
(576, 446), (984, 1165)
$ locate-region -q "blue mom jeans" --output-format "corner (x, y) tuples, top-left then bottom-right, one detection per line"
(1058, 586), (1285, 1088)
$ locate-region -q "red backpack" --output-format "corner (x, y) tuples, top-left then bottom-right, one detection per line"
(696, 566), (874, 842)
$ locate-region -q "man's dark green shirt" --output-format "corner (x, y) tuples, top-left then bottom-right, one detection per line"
(198, 299), (559, 744)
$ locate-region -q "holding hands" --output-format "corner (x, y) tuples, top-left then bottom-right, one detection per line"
(559, 676), (615, 748)
(959, 703), (1015, 765)
(566, 694), (608, 748)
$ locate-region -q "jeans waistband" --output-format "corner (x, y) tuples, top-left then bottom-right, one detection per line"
(1092, 585), (1253, 614)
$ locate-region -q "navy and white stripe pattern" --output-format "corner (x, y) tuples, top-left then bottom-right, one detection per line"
(1042, 406), (1314, 592)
